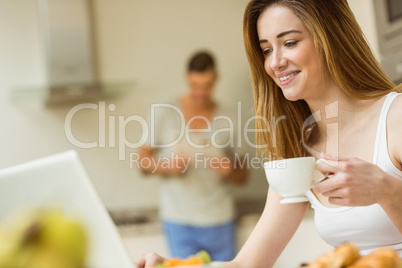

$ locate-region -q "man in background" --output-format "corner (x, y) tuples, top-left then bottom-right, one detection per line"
(138, 51), (247, 261)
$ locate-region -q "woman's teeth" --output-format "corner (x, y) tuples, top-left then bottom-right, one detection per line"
(279, 71), (299, 82)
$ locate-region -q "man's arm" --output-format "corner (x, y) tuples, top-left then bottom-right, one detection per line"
(224, 156), (248, 184)
(210, 155), (248, 185)
(138, 146), (187, 176)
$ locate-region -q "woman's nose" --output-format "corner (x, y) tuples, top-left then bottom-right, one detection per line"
(270, 51), (287, 71)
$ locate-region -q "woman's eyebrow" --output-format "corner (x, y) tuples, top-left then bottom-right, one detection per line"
(277, 29), (302, 38)
(259, 29), (302, 44)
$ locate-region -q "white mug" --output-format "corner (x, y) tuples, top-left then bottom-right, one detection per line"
(263, 156), (317, 204)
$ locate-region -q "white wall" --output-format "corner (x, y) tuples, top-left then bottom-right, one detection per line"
(348, 0), (379, 59)
(0, 0), (268, 212)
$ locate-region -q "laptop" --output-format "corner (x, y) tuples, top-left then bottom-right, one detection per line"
(0, 150), (134, 268)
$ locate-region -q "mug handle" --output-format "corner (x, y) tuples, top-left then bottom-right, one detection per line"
(310, 173), (329, 188)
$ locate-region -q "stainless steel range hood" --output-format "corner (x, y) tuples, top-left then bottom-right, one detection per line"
(10, 0), (131, 104)
(38, 0), (101, 104)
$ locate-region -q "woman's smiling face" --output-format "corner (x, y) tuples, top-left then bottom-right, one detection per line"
(257, 5), (330, 102)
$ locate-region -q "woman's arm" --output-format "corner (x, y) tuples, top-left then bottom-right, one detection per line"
(226, 188), (309, 268)
(385, 95), (402, 233)
(136, 188), (308, 268)
(380, 175), (402, 233)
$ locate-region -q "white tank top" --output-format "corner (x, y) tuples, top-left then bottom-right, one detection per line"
(306, 92), (402, 257)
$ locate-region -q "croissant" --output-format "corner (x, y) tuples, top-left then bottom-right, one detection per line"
(300, 243), (360, 268)
(349, 248), (402, 268)
(303, 252), (343, 268)
(334, 243), (361, 266)
(299, 244), (402, 268)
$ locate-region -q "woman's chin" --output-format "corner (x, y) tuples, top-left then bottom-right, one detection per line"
(281, 88), (303, 102)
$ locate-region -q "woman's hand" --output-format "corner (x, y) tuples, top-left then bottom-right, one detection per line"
(314, 154), (398, 207)
(135, 252), (166, 268)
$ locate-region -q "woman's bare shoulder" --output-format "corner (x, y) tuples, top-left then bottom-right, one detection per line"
(387, 94), (402, 168)
(388, 94), (402, 124)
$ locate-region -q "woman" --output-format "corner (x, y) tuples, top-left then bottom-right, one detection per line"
(136, 0), (402, 267)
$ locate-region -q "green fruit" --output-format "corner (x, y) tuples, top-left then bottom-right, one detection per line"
(0, 216), (36, 268)
(39, 210), (87, 267)
(25, 246), (74, 268)
(0, 209), (87, 268)
(194, 250), (212, 263)
(0, 237), (20, 267)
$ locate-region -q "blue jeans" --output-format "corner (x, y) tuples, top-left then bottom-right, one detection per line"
(162, 220), (236, 261)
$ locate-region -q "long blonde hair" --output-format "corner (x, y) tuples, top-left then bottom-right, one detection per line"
(243, 0), (399, 159)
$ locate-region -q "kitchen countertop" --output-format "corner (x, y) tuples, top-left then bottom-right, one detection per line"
(114, 205), (330, 268)
(110, 197), (267, 234)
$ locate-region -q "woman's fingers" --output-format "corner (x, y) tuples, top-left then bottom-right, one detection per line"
(135, 254), (146, 268)
(316, 158), (339, 174)
(313, 175), (341, 194)
(313, 168), (352, 195)
(328, 196), (348, 206)
(320, 153), (358, 162)
(314, 156), (385, 207)
(314, 159), (339, 194)
(136, 252), (166, 268)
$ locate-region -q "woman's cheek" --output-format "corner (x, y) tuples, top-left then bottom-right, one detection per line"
(264, 59), (269, 74)
(264, 60), (274, 79)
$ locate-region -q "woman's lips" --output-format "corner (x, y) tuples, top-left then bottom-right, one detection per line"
(278, 71), (301, 86)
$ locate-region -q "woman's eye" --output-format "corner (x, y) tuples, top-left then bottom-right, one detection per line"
(263, 48), (273, 56)
(285, 41), (298, 47)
